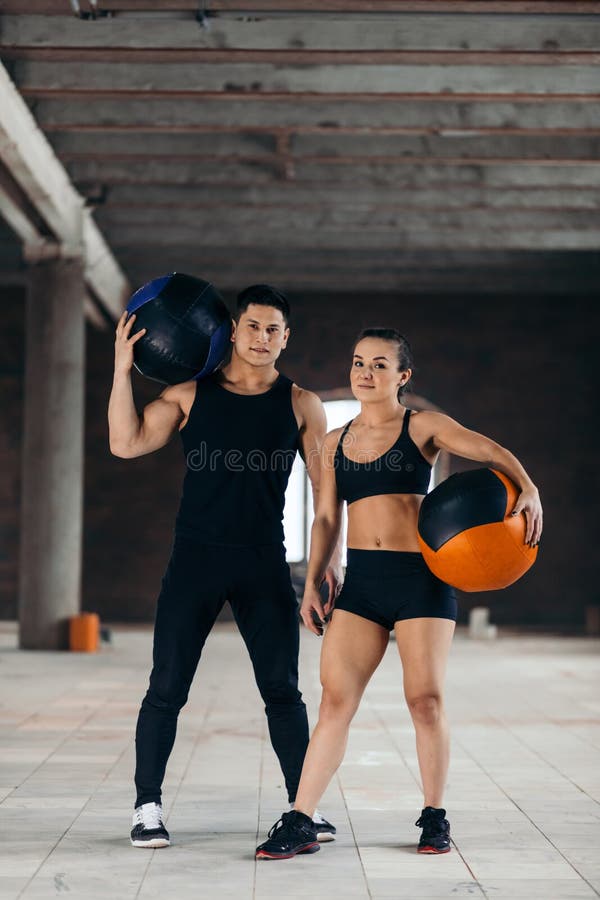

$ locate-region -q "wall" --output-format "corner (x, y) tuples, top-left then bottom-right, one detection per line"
(0, 285), (596, 628)
(283, 290), (597, 628)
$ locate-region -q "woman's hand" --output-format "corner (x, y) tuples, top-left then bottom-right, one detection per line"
(511, 485), (543, 547)
(322, 563), (344, 616)
(300, 583), (327, 636)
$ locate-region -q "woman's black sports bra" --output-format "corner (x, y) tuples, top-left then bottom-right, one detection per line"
(334, 409), (432, 505)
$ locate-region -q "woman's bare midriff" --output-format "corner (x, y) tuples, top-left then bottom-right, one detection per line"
(346, 492), (425, 552)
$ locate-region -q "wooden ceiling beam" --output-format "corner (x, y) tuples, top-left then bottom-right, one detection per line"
(1, 1), (600, 13)
(116, 247), (600, 265)
(93, 206), (597, 230)
(48, 130), (600, 161)
(79, 183), (600, 210)
(64, 158), (600, 187)
(5, 47), (600, 64)
(29, 95), (600, 136)
(22, 88), (600, 102)
(58, 152), (600, 165)
(103, 222), (600, 250)
(42, 124), (600, 137)
(3, 13), (600, 53)
(12, 59), (599, 94)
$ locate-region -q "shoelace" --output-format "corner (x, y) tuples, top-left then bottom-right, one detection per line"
(267, 813), (290, 839)
(135, 803), (164, 830)
(267, 817), (283, 839)
(415, 812), (446, 838)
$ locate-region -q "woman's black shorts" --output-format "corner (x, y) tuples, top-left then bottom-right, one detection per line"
(334, 549), (457, 631)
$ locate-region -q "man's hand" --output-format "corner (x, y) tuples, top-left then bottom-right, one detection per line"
(115, 311), (146, 377)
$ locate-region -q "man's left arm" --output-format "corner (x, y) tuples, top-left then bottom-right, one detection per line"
(294, 387), (344, 612)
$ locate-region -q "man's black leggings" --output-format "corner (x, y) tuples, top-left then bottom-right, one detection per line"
(134, 534), (309, 808)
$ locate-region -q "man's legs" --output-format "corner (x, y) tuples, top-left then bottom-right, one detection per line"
(229, 544), (309, 804)
(134, 537), (226, 808)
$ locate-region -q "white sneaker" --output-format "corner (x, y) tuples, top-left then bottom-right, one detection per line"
(130, 802), (170, 848)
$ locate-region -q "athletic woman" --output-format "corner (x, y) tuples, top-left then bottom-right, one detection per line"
(256, 327), (543, 860)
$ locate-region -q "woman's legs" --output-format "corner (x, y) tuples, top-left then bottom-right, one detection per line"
(394, 617), (455, 808)
(293, 609), (389, 819)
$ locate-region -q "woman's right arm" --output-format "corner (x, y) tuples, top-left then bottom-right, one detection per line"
(300, 428), (344, 636)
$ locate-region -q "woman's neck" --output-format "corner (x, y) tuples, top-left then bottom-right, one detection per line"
(357, 399), (404, 429)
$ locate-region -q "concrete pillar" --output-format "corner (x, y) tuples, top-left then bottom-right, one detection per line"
(18, 257), (86, 650)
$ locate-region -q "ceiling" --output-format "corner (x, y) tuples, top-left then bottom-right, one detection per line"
(1, 1), (599, 302)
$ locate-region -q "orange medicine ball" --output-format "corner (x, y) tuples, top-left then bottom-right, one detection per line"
(417, 468), (538, 592)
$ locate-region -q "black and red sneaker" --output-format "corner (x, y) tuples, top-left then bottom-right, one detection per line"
(415, 806), (451, 854)
(256, 810), (320, 860)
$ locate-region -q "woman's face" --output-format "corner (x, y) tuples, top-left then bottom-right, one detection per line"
(350, 337), (409, 402)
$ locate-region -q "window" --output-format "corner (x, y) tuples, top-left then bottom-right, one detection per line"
(283, 399), (360, 563)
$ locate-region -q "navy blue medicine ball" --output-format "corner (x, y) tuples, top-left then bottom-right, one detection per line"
(126, 272), (232, 385)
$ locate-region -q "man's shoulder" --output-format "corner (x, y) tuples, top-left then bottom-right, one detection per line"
(291, 383), (325, 428)
(160, 379), (198, 414)
(291, 382), (322, 407)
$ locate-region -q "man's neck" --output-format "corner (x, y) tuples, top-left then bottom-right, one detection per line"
(217, 357), (280, 395)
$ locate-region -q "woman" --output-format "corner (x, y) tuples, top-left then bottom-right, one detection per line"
(256, 328), (543, 860)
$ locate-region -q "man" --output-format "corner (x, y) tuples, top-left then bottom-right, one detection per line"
(108, 283), (342, 848)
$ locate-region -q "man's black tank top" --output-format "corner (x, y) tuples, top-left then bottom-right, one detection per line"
(175, 371), (299, 545)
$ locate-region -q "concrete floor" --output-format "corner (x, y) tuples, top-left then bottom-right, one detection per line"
(0, 620), (598, 900)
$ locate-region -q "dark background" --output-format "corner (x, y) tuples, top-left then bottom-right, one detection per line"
(1, 283), (596, 629)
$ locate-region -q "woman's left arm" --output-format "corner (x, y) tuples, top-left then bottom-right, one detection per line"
(427, 412), (543, 548)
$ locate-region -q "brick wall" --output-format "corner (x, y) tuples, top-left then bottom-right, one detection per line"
(1, 285), (596, 628)
(283, 290), (597, 629)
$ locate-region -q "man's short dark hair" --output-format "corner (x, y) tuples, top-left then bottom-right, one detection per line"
(235, 284), (290, 325)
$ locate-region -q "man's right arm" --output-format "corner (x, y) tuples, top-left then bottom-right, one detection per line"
(108, 310), (185, 459)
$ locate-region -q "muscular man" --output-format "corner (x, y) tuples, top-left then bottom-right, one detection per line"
(108, 284), (342, 848)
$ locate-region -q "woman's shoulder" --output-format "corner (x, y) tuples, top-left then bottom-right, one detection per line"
(408, 408), (455, 426)
(323, 424), (347, 452)
(406, 408), (460, 443)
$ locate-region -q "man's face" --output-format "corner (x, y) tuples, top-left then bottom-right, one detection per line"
(231, 303), (289, 366)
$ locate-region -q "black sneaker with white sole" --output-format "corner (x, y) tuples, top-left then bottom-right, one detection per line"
(415, 806), (451, 854)
(288, 803), (336, 842)
(312, 809), (337, 842)
(130, 802), (170, 848)
(256, 810), (320, 860)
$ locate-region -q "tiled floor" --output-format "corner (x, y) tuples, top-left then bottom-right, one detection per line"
(0, 621), (598, 899)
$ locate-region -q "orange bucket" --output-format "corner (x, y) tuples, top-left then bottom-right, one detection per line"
(69, 612), (100, 652)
